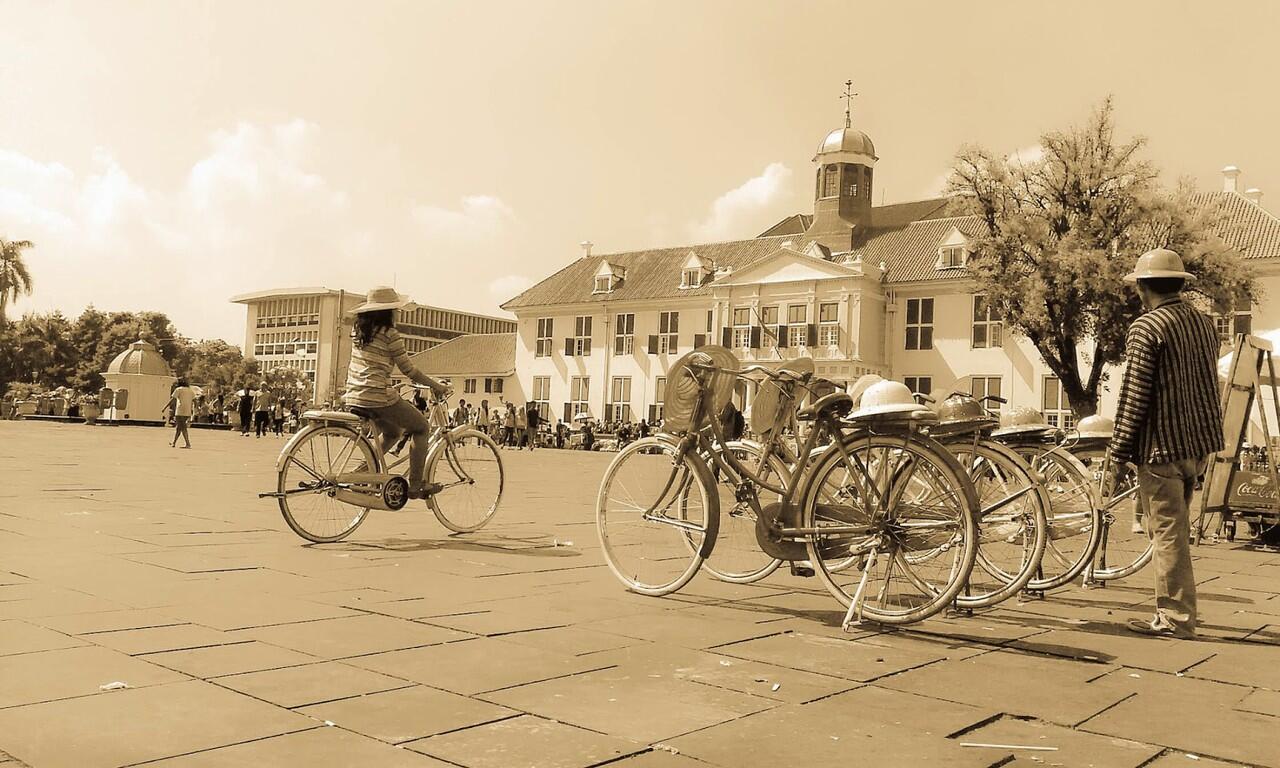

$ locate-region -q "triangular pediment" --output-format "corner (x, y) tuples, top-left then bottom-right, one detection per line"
(714, 247), (858, 287)
(939, 226), (969, 248)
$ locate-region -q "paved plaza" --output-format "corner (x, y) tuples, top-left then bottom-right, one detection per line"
(0, 421), (1278, 767)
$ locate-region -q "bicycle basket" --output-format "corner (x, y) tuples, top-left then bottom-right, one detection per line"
(751, 357), (814, 436)
(663, 345), (738, 435)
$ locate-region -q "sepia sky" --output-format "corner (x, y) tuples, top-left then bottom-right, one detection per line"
(2, 0), (1278, 345)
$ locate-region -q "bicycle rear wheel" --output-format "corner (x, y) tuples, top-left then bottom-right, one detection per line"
(946, 440), (1049, 609)
(277, 425), (377, 543)
(597, 436), (719, 596)
(698, 440), (786, 584)
(1084, 459), (1153, 581)
(428, 428), (504, 533)
(1016, 447), (1103, 591)
(803, 432), (979, 625)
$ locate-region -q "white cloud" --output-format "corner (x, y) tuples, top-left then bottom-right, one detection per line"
(488, 274), (533, 302)
(411, 195), (514, 243)
(692, 162), (792, 242)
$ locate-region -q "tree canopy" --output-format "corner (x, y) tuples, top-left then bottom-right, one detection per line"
(0, 237), (35, 322)
(946, 98), (1257, 417)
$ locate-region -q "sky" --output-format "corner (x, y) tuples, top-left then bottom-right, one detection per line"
(2, 0), (1278, 345)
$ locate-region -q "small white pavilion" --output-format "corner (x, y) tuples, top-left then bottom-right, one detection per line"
(102, 339), (175, 421)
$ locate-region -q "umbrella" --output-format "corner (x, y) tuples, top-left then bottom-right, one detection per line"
(573, 413), (594, 422)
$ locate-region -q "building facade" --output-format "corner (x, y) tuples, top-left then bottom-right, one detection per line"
(498, 121), (1280, 429)
(230, 287), (515, 403)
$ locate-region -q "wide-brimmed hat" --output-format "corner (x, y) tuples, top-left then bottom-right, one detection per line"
(1124, 248), (1195, 283)
(352, 286), (409, 314)
(848, 380), (930, 420)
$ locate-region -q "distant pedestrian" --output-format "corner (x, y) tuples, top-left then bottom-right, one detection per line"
(503, 404), (516, 447)
(165, 377), (196, 449)
(237, 382), (254, 436)
(525, 402), (540, 451)
(477, 399), (491, 435)
(1110, 249), (1223, 640)
(272, 399), (285, 436)
(253, 383), (271, 438)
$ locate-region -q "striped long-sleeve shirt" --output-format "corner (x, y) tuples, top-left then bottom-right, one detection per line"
(1109, 297), (1223, 465)
(343, 327), (435, 408)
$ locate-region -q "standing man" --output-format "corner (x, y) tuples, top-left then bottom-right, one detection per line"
(164, 378), (197, 449)
(1110, 248), (1223, 639)
(237, 382), (255, 436)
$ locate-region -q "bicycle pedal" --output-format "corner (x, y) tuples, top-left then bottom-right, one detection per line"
(789, 564), (815, 578)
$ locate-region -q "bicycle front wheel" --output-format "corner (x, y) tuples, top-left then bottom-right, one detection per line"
(277, 425), (377, 543)
(698, 440), (786, 584)
(428, 428), (504, 533)
(946, 440), (1049, 609)
(1012, 447), (1103, 591)
(597, 436), (719, 596)
(1084, 458), (1153, 581)
(803, 432), (979, 625)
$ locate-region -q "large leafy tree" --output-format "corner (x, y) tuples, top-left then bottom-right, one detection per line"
(946, 98), (1256, 418)
(0, 237), (34, 322)
(13, 312), (76, 386)
(179, 339), (256, 396)
(69, 306), (110, 391)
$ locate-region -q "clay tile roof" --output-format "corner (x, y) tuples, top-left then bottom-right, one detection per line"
(758, 214), (812, 238)
(408, 333), (515, 376)
(861, 216), (987, 283)
(1192, 190), (1280, 261)
(500, 235), (793, 310)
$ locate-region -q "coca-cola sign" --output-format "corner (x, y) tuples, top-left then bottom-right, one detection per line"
(1229, 470), (1278, 508)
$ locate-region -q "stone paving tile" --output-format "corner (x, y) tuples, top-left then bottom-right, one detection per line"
(589, 641), (859, 704)
(0, 588), (124, 619)
(0, 644), (189, 708)
(600, 750), (715, 768)
(0, 619), (84, 656)
(1234, 688), (1280, 717)
(347, 637), (615, 695)
(239, 613), (469, 659)
(141, 641), (318, 678)
(1080, 668), (1278, 767)
(1007, 627), (1218, 672)
(582, 609), (791, 649)
(880, 649), (1125, 726)
(144, 727), (456, 767)
(165, 596), (363, 631)
(955, 716), (1161, 767)
(298, 685), (518, 744)
(497, 625), (644, 656)
(713, 630), (976, 683)
(405, 714), (644, 768)
(1143, 753), (1240, 768)
(83, 622), (246, 655)
(30, 606), (186, 635)
(0, 679), (314, 768)
(1182, 640), (1280, 689)
(213, 661), (412, 708)
(666, 685), (1000, 768)
(481, 665), (777, 743)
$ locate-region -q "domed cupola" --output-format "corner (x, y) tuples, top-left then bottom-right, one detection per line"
(805, 82), (877, 253)
(106, 339), (173, 376)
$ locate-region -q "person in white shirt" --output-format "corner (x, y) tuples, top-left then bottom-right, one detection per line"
(165, 378), (198, 449)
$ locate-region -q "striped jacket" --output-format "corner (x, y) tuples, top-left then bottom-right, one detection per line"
(343, 327), (434, 408)
(1109, 297), (1223, 465)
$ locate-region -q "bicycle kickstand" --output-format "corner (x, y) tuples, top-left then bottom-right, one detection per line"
(1020, 565), (1046, 601)
(841, 546), (878, 632)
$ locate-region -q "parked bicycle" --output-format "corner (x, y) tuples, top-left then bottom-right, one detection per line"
(262, 385), (504, 542)
(595, 347), (981, 626)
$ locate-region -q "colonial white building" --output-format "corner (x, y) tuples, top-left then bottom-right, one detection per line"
(493, 123), (1280, 428)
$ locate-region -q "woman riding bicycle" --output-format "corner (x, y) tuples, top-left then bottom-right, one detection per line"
(344, 286), (451, 498)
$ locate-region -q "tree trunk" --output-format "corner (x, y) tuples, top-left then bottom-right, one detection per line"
(1063, 377), (1099, 419)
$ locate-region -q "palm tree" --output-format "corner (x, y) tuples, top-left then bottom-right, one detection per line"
(0, 238), (35, 322)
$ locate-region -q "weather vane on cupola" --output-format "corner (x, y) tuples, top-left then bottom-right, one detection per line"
(841, 80), (857, 128)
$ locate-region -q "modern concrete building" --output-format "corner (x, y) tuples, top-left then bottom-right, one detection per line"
(230, 287), (515, 404)
(495, 120), (1280, 429)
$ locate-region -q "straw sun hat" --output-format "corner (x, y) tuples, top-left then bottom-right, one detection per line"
(352, 286), (409, 314)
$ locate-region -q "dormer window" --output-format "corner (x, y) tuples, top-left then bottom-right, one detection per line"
(938, 246), (966, 269)
(935, 226), (972, 270)
(679, 251), (713, 289)
(593, 260), (624, 293)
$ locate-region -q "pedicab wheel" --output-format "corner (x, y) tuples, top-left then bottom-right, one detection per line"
(597, 436), (719, 596)
(278, 425), (377, 543)
(428, 428), (504, 533)
(803, 434), (980, 625)
(695, 440), (786, 584)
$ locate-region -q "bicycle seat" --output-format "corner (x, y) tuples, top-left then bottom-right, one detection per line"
(796, 392), (854, 422)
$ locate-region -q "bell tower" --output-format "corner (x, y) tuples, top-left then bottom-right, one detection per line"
(804, 82), (876, 252)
